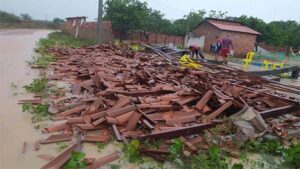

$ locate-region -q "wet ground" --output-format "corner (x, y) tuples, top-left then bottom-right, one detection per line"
(0, 29), (57, 169)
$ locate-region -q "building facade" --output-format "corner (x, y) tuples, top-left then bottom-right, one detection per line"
(191, 18), (261, 56)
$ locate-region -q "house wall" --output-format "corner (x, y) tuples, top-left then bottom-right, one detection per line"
(193, 22), (222, 52)
(193, 22), (257, 56)
(220, 31), (257, 56)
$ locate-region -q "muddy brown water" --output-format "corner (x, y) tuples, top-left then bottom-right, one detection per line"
(0, 29), (58, 169)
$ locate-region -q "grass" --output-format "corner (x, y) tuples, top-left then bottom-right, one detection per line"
(173, 146), (229, 169)
(56, 142), (68, 152)
(241, 139), (284, 155)
(37, 32), (96, 49)
(168, 138), (184, 161)
(123, 139), (141, 163)
(22, 103), (50, 123)
(29, 32), (96, 68)
(23, 78), (47, 93)
(96, 142), (106, 152)
(63, 151), (86, 169)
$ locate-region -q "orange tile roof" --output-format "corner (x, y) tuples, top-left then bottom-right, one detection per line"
(207, 18), (261, 35)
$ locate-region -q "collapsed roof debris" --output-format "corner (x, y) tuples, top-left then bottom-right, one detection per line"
(21, 44), (300, 168)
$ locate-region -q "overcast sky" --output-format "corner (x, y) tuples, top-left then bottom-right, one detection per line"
(1, 0), (299, 22)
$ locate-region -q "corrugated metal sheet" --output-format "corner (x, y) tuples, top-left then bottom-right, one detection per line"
(208, 19), (261, 35)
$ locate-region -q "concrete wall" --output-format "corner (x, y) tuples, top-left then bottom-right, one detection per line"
(193, 22), (257, 56)
(184, 33), (205, 48)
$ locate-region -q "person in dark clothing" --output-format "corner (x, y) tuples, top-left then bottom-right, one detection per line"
(189, 45), (205, 60)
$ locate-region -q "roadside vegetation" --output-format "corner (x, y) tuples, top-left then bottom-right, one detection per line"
(22, 103), (50, 123)
(0, 10), (62, 29)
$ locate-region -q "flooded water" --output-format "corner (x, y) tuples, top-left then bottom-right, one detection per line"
(0, 29), (58, 169)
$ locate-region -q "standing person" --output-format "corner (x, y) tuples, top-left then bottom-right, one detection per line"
(189, 45), (205, 61)
(220, 35), (233, 65)
(214, 36), (222, 61)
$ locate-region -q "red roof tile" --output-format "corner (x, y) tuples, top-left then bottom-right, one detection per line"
(207, 19), (261, 35)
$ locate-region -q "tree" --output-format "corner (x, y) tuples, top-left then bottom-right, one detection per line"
(0, 10), (20, 23)
(53, 18), (65, 25)
(141, 9), (164, 41)
(208, 10), (228, 19)
(20, 13), (32, 20)
(185, 10), (206, 32)
(104, 0), (149, 41)
(237, 15), (267, 42)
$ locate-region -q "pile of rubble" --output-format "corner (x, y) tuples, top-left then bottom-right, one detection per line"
(25, 44), (300, 168)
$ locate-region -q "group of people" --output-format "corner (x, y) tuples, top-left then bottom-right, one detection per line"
(185, 35), (234, 65)
(211, 35), (234, 64)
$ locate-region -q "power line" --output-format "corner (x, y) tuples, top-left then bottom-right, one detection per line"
(150, 0), (189, 15)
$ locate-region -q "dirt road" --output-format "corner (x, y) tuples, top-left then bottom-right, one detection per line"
(0, 29), (56, 169)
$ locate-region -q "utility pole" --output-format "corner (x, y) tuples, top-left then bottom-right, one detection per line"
(97, 0), (103, 44)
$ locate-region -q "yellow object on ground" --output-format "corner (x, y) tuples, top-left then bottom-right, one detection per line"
(179, 54), (201, 69)
(242, 52), (255, 65)
(271, 61), (285, 70)
(130, 44), (145, 52)
(263, 60), (272, 70)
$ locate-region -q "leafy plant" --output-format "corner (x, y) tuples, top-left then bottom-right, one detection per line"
(282, 142), (300, 168)
(179, 146), (228, 169)
(144, 139), (161, 149)
(56, 142), (68, 152)
(23, 78), (47, 93)
(123, 139), (140, 163)
(232, 163), (244, 169)
(22, 103), (50, 122)
(242, 139), (284, 155)
(109, 164), (120, 169)
(29, 53), (54, 67)
(63, 151), (86, 169)
(96, 142), (106, 152)
(168, 138), (184, 161)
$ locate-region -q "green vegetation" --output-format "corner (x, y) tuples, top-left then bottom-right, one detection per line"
(63, 151), (86, 169)
(20, 13), (32, 20)
(168, 138), (184, 161)
(232, 163), (244, 169)
(23, 78), (47, 93)
(109, 164), (120, 169)
(96, 142), (106, 152)
(37, 32), (96, 49)
(282, 142), (300, 168)
(242, 139), (284, 155)
(123, 139), (140, 163)
(29, 53), (55, 67)
(237, 16), (300, 48)
(56, 142), (68, 152)
(0, 10), (61, 29)
(0, 10), (20, 23)
(105, 0), (299, 48)
(22, 103), (50, 122)
(174, 146), (228, 169)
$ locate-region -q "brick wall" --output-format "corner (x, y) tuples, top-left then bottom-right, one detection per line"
(62, 18), (112, 43)
(128, 32), (184, 46)
(220, 31), (256, 56)
(193, 22), (257, 56)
